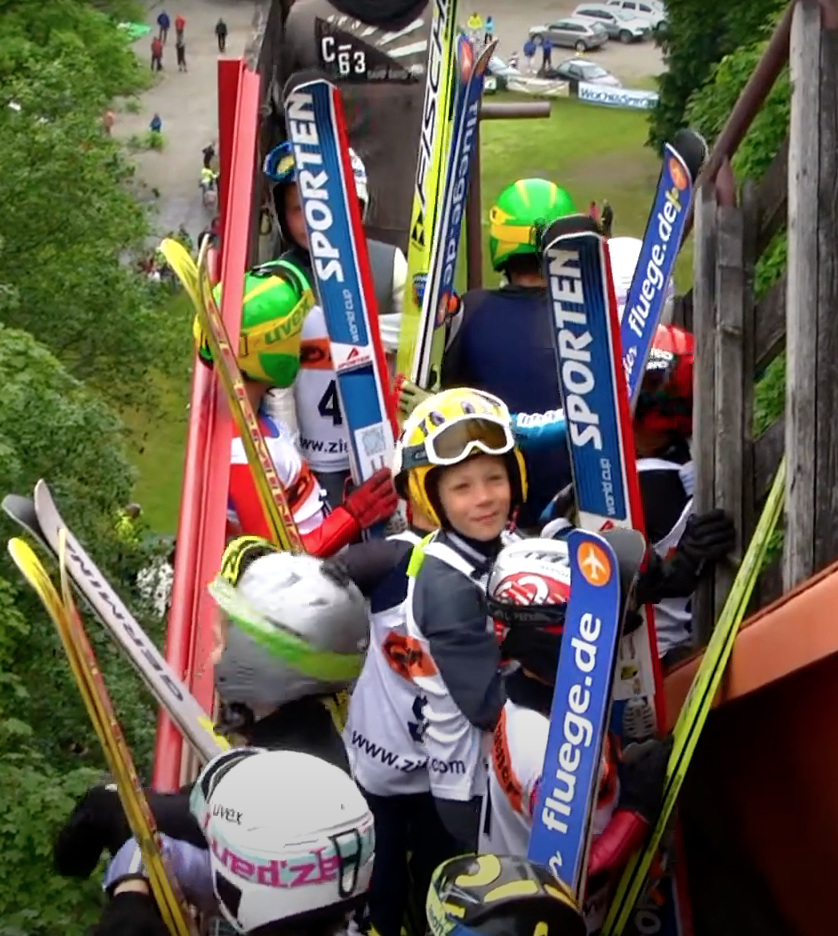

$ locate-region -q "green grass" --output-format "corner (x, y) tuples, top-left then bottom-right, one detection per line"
(122, 291), (193, 533)
(130, 97), (691, 532)
(474, 96), (693, 291)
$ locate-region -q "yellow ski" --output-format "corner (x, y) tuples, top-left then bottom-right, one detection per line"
(159, 237), (303, 553)
(395, 0), (459, 382)
(602, 456), (786, 934)
(8, 535), (197, 936)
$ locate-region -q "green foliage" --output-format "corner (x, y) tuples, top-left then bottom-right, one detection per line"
(649, 0), (785, 149)
(0, 3), (177, 929)
(0, 760), (104, 934)
(0, 13), (190, 415)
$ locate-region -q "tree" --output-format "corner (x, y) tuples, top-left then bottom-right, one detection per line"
(649, 0), (786, 149)
(0, 12), (191, 414)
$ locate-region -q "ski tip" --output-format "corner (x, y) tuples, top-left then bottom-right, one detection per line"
(282, 70), (336, 102)
(541, 214), (602, 250)
(600, 528), (647, 572)
(671, 128), (708, 181)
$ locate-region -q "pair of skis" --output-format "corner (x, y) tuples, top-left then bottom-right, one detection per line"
(3, 483), (230, 763)
(7, 529), (198, 936)
(281, 72), (398, 513)
(395, 0), (460, 380)
(159, 237), (303, 553)
(530, 131), (707, 927)
(602, 457), (785, 933)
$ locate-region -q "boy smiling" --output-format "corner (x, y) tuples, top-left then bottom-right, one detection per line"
(392, 387), (527, 852)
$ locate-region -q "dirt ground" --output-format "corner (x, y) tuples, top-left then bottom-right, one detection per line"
(121, 0), (662, 238)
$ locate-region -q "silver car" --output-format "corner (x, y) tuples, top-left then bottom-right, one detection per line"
(529, 17), (609, 53)
(572, 5), (651, 42)
(604, 0), (667, 30)
(546, 57), (623, 87)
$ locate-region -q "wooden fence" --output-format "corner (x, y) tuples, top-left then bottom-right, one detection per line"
(672, 0), (838, 642)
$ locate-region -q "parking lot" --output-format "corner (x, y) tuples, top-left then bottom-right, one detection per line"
(475, 0), (664, 84)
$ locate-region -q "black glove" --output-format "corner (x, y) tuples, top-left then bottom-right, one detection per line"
(618, 735), (673, 824)
(92, 891), (169, 936)
(53, 784), (129, 879)
(678, 509), (736, 568)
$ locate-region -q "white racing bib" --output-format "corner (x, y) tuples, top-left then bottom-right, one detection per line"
(294, 304), (350, 474)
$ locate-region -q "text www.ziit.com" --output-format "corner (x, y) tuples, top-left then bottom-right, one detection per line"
(540, 612), (603, 879)
(300, 438), (348, 454)
(349, 731), (465, 775)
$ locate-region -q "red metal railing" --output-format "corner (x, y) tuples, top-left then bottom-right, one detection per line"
(152, 59), (261, 791)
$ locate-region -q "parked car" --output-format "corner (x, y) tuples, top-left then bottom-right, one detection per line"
(545, 57), (623, 87)
(572, 5), (651, 42)
(486, 54), (522, 91)
(528, 17), (609, 52)
(604, 0), (667, 29)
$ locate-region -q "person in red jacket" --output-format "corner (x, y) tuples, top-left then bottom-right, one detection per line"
(197, 259), (398, 556)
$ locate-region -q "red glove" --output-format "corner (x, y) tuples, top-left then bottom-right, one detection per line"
(301, 469), (399, 558)
(343, 468), (398, 529)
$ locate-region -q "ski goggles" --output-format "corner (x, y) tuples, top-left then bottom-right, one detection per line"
(486, 595), (567, 628)
(402, 416), (516, 471)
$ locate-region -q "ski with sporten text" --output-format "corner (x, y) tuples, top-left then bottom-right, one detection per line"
(540, 216), (684, 933)
(283, 71), (398, 520)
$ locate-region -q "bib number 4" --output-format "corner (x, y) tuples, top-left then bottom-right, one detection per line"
(318, 381), (343, 426)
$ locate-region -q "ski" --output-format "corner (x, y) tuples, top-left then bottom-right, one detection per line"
(2, 487), (229, 762)
(283, 72), (398, 500)
(160, 237), (304, 554)
(396, 0), (459, 381)
(603, 458), (786, 934)
(541, 216), (671, 916)
(621, 129), (706, 411)
(529, 527), (645, 903)
(412, 36), (496, 391)
(8, 534), (197, 936)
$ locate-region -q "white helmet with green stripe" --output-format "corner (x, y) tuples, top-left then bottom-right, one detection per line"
(209, 544), (369, 710)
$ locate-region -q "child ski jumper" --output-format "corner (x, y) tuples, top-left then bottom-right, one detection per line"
(264, 142), (407, 508)
(479, 538), (670, 931)
(195, 260), (398, 556)
(440, 179), (577, 527)
(53, 538), (371, 876)
(85, 748), (376, 936)
(338, 414), (457, 936)
(629, 324), (735, 666)
(391, 387), (527, 852)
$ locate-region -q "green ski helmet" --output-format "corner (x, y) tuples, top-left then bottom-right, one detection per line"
(194, 260), (314, 388)
(488, 179), (577, 272)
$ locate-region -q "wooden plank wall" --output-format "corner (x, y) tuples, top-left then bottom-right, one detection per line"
(684, 0), (838, 642)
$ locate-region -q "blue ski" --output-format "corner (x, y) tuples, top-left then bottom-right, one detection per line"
(528, 528), (643, 901)
(283, 73), (397, 493)
(411, 35), (497, 390)
(620, 130), (706, 410)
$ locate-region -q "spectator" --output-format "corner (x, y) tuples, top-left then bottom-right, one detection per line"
(523, 37), (537, 73)
(601, 199), (614, 237)
(176, 33), (187, 72)
(215, 17), (228, 53)
(102, 109), (115, 136)
(174, 13), (185, 39)
(541, 36), (553, 70)
(202, 141), (216, 170)
(466, 11), (483, 41)
(588, 200), (600, 222)
(484, 15), (494, 44)
(157, 10), (170, 43)
(150, 36), (163, 71)
(150, 113), (163, 135)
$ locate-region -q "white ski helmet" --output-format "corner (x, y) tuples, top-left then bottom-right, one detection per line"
(487, 538), (571, 627)
(608, 236), (675, 325)
(209, 548), (370, 711)
(191, 748), (375, 933)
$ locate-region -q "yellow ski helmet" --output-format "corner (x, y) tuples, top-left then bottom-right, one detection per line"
(392, 388), (527, 528)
